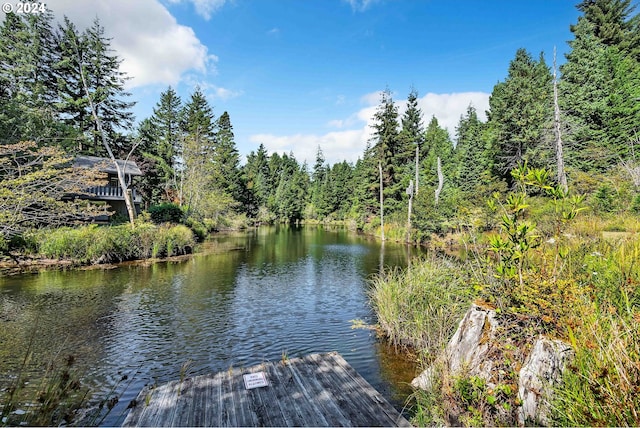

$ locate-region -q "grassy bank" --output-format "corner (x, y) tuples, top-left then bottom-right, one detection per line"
(370, 167), (640, 426)
(22, 222), (195, 266)
(369, 254), (475, 356)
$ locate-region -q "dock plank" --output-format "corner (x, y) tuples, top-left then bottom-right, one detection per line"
(123, 352), (411, 427)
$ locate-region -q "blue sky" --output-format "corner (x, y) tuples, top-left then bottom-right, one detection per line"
(35, 1), (587, 164)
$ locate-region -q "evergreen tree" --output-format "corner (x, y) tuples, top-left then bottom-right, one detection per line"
(54, 17), (134, 155)
(213, 111), (242, 203)
(0, 11), (64, 145)
(350, 152), (378, 220)
(487, 49), (553, 182)
(421, 116), (454, 187)
(151, 87), (182, 172)
(134, 117), (166, 206)
(311, 146), (331, 219)
(399, 87), (424, 163)
(272, 153), (308, 222)
(576, 0), (640, 56)
(180, 88), (218, 217)
(454, 105), (488, 194)
(330, 161), (354, 217)
(369, 88), (403, 211)
(241, 143), (270, 217)
(561, 4), (640, 171)
(144, 86), (182, 201)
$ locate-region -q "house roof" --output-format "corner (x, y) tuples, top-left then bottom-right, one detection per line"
(74, 155), (143, 176)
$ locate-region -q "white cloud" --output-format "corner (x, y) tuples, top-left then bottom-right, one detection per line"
(47, 0), (214, 88)
(249, 91), (490, 166)
(414, 92), (490, 137)
(166, 0), (228, 20)
(182, 77), (243, 101)
(250, 130), (368, 166)
(344, 0), (381, 12)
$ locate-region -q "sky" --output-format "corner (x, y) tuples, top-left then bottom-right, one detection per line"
(7, 0), (588, 165)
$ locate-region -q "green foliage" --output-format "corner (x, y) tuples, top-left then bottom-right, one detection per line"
(561, 3), (640, 172)
(369, 254), (474, 353)
(552, 234), (640, 427)
(0, 142), (108, 246)
(487, 49), (553, 181)
(30, 223), (194, 263)
(148, 203), (184, 224)
(55, 17), (134, 155)
(592, 184), (618, 212)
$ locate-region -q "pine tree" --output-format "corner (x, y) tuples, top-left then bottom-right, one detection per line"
(214, 111), (241, 203)
(561, 3), (640, 171)
(180, 87), (217, 216)
(370, 88), (403, 211)
(54, 17), (135, 155)
(454, 105), (488, 194)
(0, 11), (63, 145)
(487, 49), (553, 182)
(399, 87), (424, 164)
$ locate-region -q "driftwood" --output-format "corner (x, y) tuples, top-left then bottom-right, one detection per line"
(435, 156), (444, 205)
(553, 47), (568, 193)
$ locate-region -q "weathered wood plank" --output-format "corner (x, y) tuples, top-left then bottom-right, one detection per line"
(322, 353), (412, 427)
(288, 356), (351, 426)
(122, 352), (411, 427)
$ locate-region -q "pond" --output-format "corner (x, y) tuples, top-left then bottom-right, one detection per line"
(0, 225), (421, 426)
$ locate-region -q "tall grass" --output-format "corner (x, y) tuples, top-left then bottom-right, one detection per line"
(374, 169), (640, 426)
(1, 320), (89, 427)
(369, 254), (475, 356)
(28, 223), (195, 264)
(551, 234), (640, 426)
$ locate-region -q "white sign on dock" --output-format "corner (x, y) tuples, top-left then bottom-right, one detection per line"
(243, 372), (268, 389)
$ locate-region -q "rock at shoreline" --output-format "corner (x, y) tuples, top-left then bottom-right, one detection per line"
(411, 304), (573, 426)
(518, 337), (573, 426)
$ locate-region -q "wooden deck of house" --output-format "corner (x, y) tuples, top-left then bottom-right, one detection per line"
(122, 352), (411, 427)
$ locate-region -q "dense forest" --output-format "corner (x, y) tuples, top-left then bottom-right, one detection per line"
(1, 0), (639, 243)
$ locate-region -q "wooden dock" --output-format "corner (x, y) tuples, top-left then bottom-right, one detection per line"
(122, 352), (411, 427)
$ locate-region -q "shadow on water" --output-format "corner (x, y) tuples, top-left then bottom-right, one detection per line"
(0, 226), (421, 425)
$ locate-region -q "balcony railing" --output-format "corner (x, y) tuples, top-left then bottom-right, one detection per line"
(88, 185), (142, 203)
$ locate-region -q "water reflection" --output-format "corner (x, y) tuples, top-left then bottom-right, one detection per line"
(0, 226), (418, 425)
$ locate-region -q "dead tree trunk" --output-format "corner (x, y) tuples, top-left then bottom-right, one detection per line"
(553, 47), (568, 193)
(415, 145), (419, 196)
(76, 46), (136, 227)
(379, 161), (385, 242)
(435, 156), (444, 205)
(406, 179), (414, 243)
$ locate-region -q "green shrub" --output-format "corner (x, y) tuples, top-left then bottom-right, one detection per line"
(149, 224), (195, 258)
(148, 203), (184, 224)
(369, 254), (474, 354)
(31, 223), (195, 263)
(184, 217), (207, 241)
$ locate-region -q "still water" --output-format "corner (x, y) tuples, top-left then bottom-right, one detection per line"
(0, 226), (419, 426)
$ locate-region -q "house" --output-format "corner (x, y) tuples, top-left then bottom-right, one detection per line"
(73, 155), (143, 221)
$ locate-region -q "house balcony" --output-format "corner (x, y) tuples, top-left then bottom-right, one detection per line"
(88, 185), (142, 204)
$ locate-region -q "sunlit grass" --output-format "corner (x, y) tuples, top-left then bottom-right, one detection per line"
(369, 254), (475, 357)
(26, 223), (195, 264)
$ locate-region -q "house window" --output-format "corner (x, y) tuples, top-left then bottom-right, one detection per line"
(109, 175), (119, 187)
